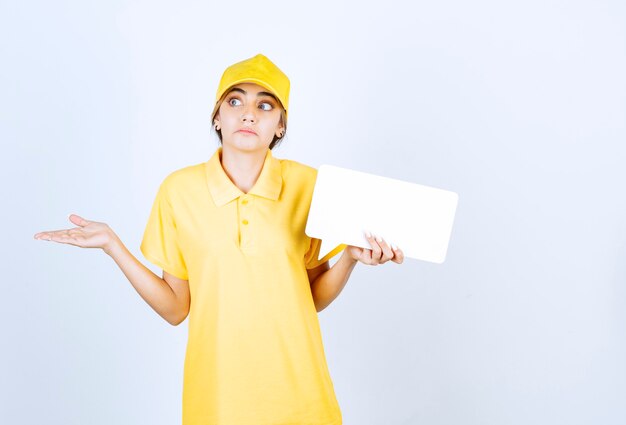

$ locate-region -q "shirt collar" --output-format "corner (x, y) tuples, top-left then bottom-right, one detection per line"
(205, 146), (283, 207)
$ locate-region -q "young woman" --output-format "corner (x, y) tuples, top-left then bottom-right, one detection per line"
(34, 53), (404, 425)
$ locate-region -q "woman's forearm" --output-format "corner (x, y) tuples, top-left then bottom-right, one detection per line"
(310, 251), (358, 312)
(104, 236), (185, 325)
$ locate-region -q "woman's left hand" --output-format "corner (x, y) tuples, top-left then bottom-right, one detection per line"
(346, 231), (404, 265)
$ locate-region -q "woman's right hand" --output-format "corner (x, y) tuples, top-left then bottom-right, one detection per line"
(34, 214), (119, 254)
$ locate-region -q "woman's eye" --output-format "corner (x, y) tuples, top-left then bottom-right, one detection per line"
(227, 97), (272, 111)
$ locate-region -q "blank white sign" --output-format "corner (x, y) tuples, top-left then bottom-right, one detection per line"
(305, 164), (459, 264)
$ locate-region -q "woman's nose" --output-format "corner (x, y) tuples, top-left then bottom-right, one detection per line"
(241, 103), (256, 122)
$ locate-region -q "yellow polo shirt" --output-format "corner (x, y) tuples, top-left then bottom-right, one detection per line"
(140, 146), (346, 425)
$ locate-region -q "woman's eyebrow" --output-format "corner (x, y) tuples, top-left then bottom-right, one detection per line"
(229, 87), (278, 102)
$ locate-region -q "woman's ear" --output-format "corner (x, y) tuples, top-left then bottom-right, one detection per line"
(276, 116), (285, 137)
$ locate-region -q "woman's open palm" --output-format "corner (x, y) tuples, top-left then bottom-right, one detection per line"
(34, 214), (115, 251)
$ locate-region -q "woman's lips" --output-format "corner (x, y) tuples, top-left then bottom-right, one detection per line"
(238, 129), (257, 135)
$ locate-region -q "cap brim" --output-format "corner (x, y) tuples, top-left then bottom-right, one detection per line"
(211, 78), (287, 120)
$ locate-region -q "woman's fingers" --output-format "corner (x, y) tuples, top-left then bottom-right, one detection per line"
(34, 213), (85, 240)
(33, 214), (90, 238)
(364, 231), (382, 263)
(35, 228), (97, 249)
(69, 213), (90, 227)
(361, 231), (404, 265)
(374, 234), (394, 263)
(391, 247), (404, 264)
(34, 229), (68, 240)
(34, 228), (80, 243)
(357, 243), (375, 265)
(364, 231), (395, 264)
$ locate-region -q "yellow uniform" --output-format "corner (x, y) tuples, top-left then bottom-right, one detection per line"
(140, 146), (346, 424)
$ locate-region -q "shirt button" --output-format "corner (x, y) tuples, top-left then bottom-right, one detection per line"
(242, 219), (249, 225)
(241, 199), (248, 205)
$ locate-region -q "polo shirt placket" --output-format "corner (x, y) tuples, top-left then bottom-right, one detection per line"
(205, 146), (283, 255)
(237, 194), (254, 252)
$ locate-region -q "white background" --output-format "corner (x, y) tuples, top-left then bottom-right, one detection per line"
(2, 0), (625, 424)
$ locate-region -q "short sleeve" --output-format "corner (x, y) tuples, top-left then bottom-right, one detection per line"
(140, 181), (189, 280)
(304, 237), (347, 270)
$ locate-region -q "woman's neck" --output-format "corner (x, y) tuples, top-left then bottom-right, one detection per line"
(219, 145), (267, 194)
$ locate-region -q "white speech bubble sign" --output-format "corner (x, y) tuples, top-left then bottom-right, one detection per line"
(305, 164), (459, 264)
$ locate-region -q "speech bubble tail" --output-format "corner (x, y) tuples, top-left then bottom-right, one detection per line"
(318, 239), (341, 261)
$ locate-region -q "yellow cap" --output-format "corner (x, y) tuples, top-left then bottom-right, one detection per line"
(210, 53), (290, 122)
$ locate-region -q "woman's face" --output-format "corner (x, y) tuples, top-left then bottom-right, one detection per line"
(214, 82), (284, 152)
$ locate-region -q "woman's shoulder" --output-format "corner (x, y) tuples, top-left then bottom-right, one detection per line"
(277, 157), (318, 182)
(157, 162), (206, 192)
